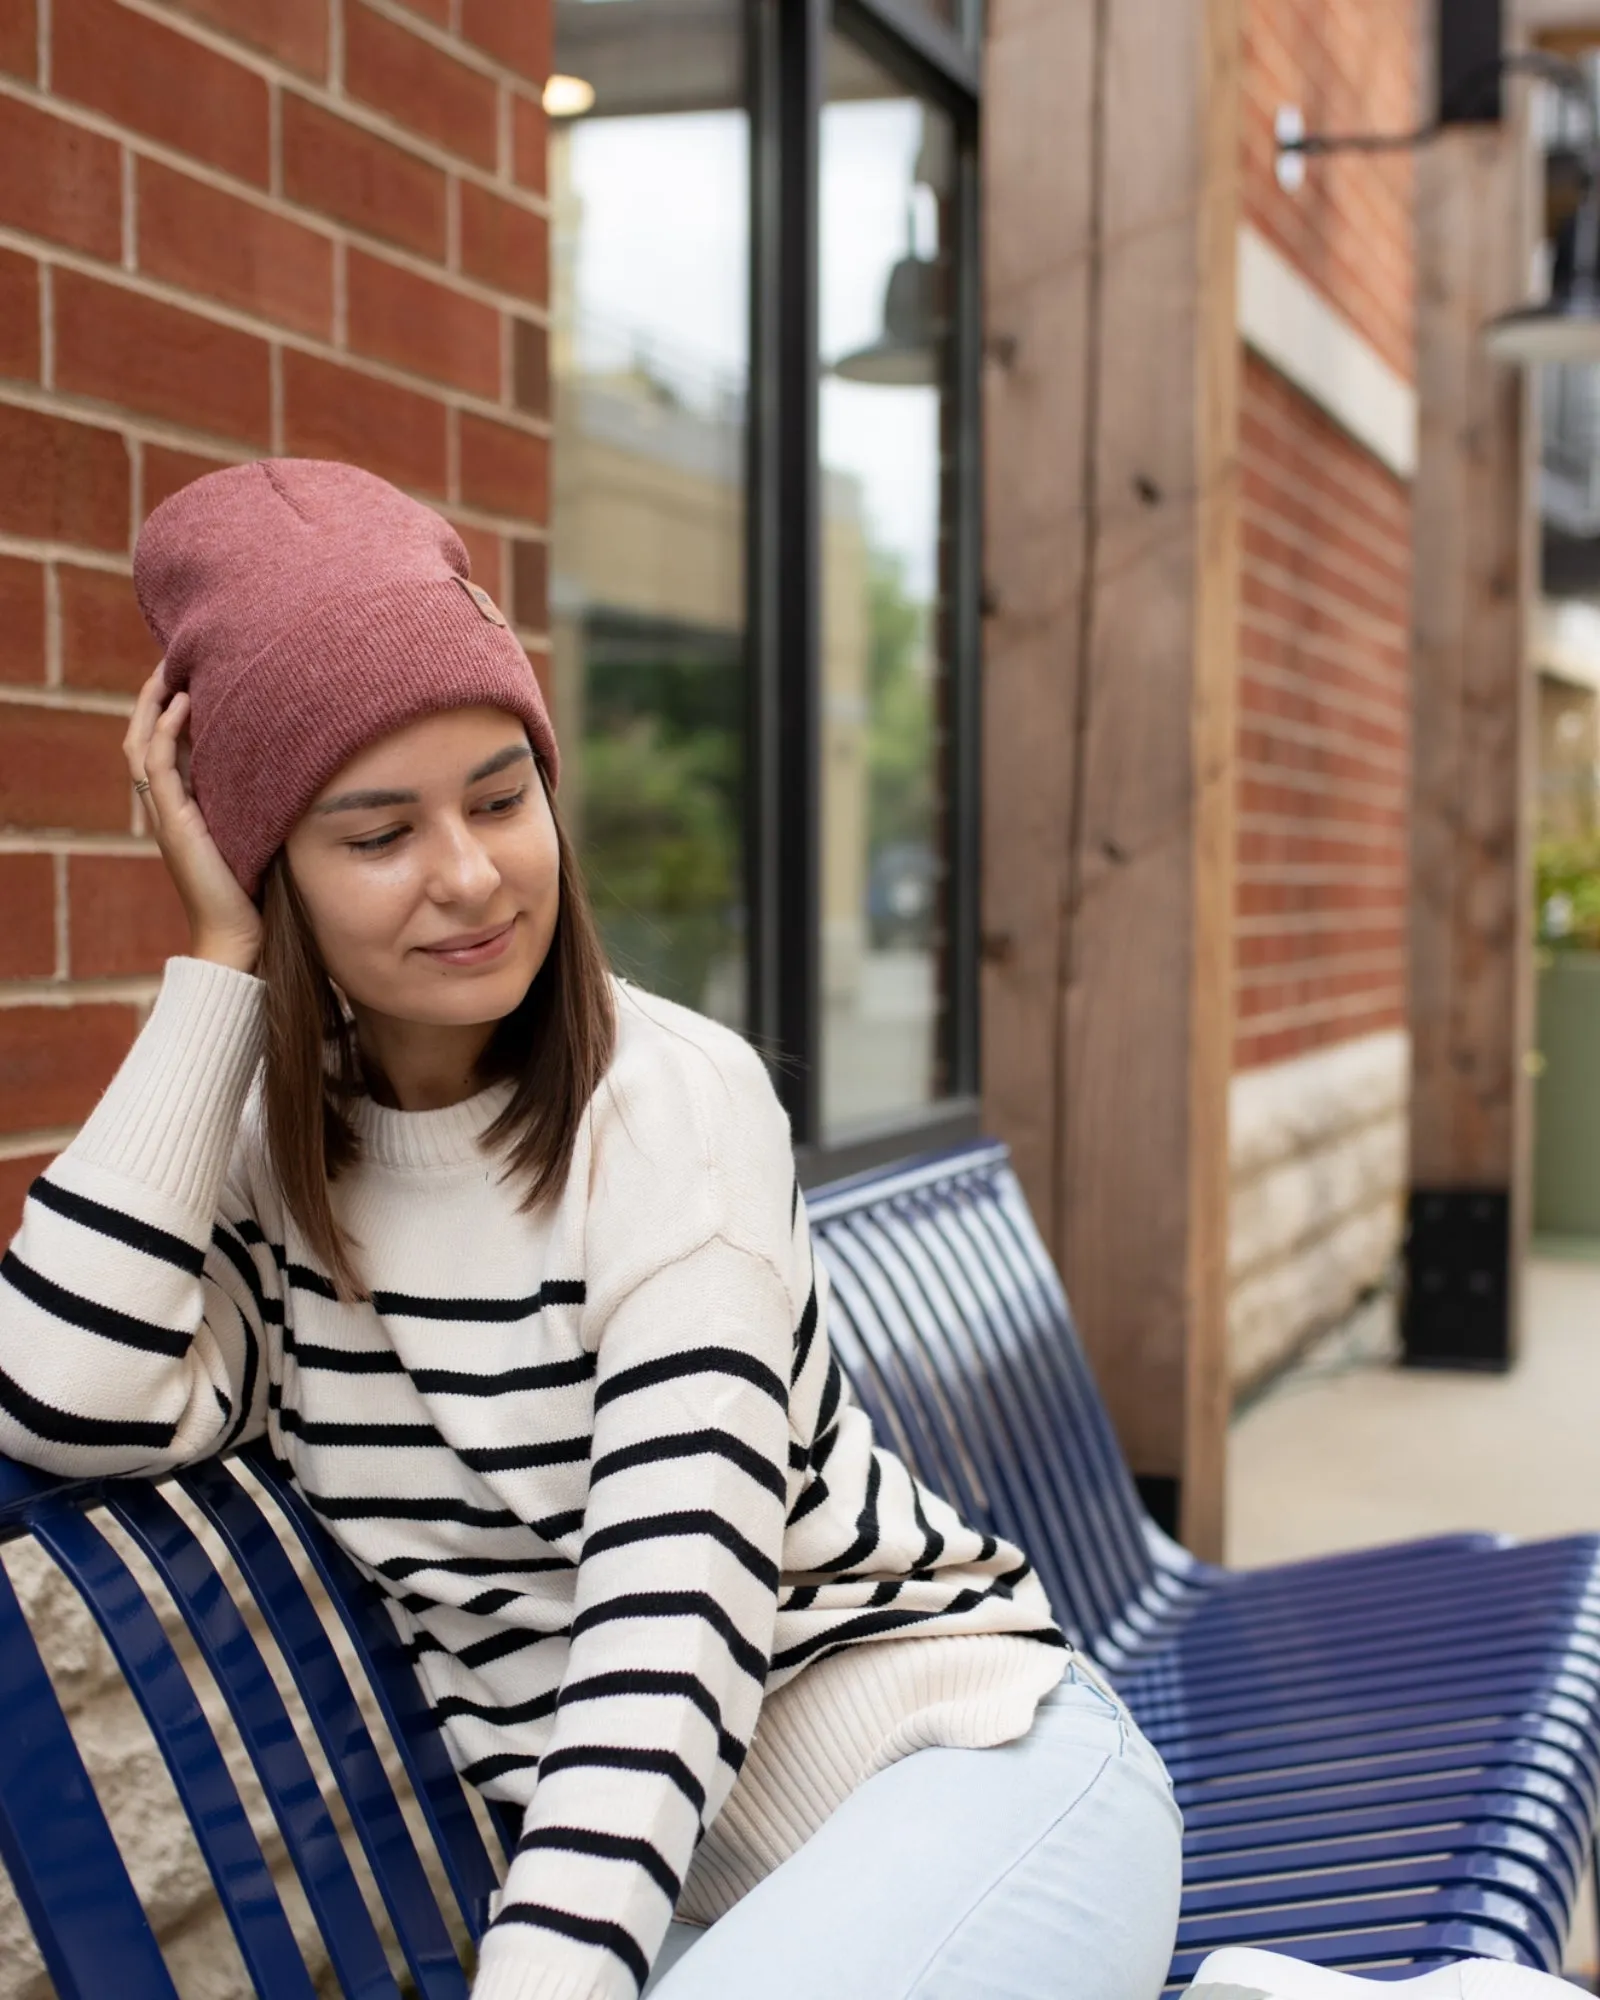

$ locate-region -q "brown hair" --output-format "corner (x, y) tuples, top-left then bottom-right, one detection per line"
(257, 784), (616, 1302)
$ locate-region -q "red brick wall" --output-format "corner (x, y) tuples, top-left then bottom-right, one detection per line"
(0, 0), (550, 1234)
(1242, 0), (1417, 380)
(1236, 355), (1411, 1072)
(1235, 0), (1417, 1073)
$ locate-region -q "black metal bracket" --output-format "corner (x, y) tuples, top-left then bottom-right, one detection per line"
(1401, 1187), (1513, 1371)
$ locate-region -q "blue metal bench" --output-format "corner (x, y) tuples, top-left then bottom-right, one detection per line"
(1, 1137), (1596, 1994)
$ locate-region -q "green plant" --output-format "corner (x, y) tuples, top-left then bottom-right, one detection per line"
(1536, 836), (1600, 949)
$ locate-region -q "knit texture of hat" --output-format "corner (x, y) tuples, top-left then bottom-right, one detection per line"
(133, 459), (559, 899)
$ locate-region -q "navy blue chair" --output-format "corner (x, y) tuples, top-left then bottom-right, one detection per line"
(808, 1144), (1600, 1984)
(0, 1136), (1596, 1993)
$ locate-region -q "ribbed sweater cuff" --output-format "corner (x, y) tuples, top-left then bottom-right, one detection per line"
(470, 1937), (629, 2000)
(71, 956), (266, 1213)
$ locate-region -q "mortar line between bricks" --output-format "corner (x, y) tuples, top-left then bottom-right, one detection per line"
(42, 561), (62, 688)
(0, 72), (553, 222)
(359, 0), (527, 91)
(0, 977), (159, 1008)
(0, 538), (130, 573)
(0, 833), (159, 856)
(51, 852), (68, 981)
(0, 1128), (75, 1164)
(0, 284), (553, 443)
(0, 685), (134, 717)
(0, 153), (552, 336)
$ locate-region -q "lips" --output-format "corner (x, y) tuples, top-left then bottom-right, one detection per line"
(422, 921), (512, 953)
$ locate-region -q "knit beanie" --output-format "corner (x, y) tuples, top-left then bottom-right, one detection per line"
(133, 458), (559, 899)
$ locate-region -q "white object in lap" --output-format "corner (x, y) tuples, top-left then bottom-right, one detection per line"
(1188, 1948), (1570, 2000)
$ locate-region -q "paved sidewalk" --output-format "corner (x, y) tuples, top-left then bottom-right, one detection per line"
(1227, 1251), (1600, 1978)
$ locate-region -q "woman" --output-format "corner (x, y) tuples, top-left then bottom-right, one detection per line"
(0, 459), (1181, 2000)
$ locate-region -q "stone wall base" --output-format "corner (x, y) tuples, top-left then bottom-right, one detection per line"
(1229, 1029), (1410, 1395)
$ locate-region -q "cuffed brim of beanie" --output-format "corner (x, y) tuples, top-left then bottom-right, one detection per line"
(187, 573), (559, 897)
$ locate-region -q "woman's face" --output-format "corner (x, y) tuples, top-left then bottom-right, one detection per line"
(283, 704), (559, 1031)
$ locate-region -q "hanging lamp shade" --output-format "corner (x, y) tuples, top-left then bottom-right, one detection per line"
(1486, 195), (1600, 364)
(1483, 292), (1600, 364)
(832, 255), (947, 386)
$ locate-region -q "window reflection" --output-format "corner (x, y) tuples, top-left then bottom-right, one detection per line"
(549, 0), (747, 1025)
(820, 39), (956, 1137)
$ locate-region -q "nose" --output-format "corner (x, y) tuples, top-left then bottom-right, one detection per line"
(425, 812), (502, 907)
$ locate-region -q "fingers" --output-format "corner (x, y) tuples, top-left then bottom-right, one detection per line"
(142, 691), (191, 822)
(122, 665), (168, 782)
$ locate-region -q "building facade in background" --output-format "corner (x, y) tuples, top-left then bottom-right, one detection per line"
(1227, 0), (1418, 1392)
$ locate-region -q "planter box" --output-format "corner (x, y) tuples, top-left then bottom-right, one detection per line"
(1535, 952), (1600, 1234)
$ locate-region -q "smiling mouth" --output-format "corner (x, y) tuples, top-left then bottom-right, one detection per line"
(418, 920), (517, 963)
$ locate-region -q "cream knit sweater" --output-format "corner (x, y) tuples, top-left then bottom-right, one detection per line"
(0, 958), (1067, 1999)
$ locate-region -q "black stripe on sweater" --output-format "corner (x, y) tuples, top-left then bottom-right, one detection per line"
(570, 1590), (767, 1683)
(786, 1473), (830, 1527)
(582, 1510), (780, 1593)
(409, 1620), (568, 1672)
(815, 1353), (844, 1436)
(536, 1744), (706, 1819)
(0, 1250), (190, 1359)
(277, 1409), (445, 1449)
(907, 1470), (946, 1570)
(209, 1223), (283, 1325)
(28, 1177), (206, 1275)
(377, 1553), (573, 1582)
(410, 1354), (595, 1396)
(283, 1336), (401, 1374)
(300, 1488), (532, 1531)
(515, 1825), (681, 1906)
(459, 1750), (542, 1787)
(559, 1668), (743, 1769)
(594, 1347), (786, 1413)
(219, 1293), (260, 1453)
(0, 1359), (175, 1450)
(397, 1584), (530, 1619)
(809, 1455), (882, 1575)
(489, 1903), (648, 1992)
(370, 1279), (586, 1323)
(457, 1434), (591, 1475)
(770, 1572), (1061, 1673)
(434, 1687), (559, 1727)
(590, 1429), (784, 1503)
(790, 1277), (819, 1387)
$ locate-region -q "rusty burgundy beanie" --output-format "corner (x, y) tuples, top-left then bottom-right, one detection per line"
(132, 458), (559, 900)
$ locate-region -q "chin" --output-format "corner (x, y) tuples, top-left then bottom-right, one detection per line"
(404, 958), (542, 1027)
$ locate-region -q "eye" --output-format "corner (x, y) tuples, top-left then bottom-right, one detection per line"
(476, 787), (527, 818)
(347, 826), (407, 854)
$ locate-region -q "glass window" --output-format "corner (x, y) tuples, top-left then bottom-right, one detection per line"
(548, 0), (748, 1026)
(818, 37), (957, 1139)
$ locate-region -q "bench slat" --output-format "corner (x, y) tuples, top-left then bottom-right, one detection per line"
(176, 1457), (471, 1997)
(0, 1552), (179, 2000)
(105, 1480), (407, 2000)
(30, 1506), (319, 1999)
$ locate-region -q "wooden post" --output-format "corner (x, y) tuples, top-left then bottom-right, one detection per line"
(982, 0), (1240, 1558)
(1405, 107), (1536, 1369)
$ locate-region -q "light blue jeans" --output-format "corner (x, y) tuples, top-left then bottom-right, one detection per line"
(642, 1660), (1183, 2000)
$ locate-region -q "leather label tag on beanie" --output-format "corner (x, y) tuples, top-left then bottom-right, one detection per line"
(454, 575), (509, 627)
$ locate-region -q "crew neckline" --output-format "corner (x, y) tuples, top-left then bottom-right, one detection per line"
(350, 1078), (517, 1172)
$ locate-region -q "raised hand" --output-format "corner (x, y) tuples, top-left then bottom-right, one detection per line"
(125, 667), (263, 975)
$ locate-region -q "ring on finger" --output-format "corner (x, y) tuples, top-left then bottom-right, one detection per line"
(133, 778), (151, 796)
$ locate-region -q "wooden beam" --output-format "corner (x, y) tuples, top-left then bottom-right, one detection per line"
(982, 0), (1240, 1558)
(1407, 111), (1537, 1365)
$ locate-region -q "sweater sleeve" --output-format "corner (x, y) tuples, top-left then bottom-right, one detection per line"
(472, 1236), (792, 2000)
(0, 955), (278, 1477)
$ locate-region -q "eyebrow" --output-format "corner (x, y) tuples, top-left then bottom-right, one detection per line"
(313, 743), (533, 816)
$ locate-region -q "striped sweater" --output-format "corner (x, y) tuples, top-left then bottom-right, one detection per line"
(0, 957), (1066, 2000)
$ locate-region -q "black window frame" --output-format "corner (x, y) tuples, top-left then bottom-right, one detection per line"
(745, 0), (984, 1185)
